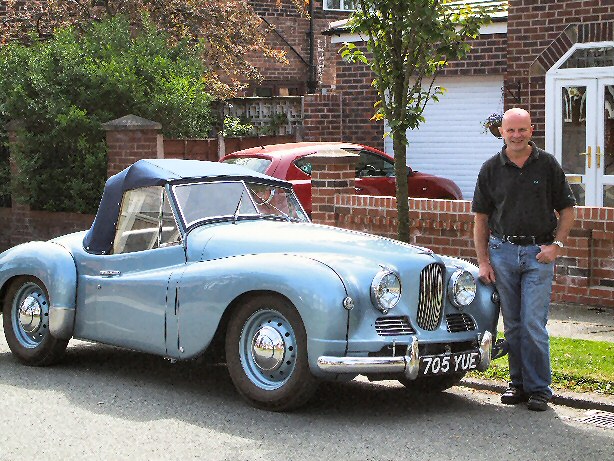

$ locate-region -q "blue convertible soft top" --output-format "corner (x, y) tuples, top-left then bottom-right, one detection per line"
(83, 159), (289, 254)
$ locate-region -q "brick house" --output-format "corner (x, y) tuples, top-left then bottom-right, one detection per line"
(301, 0), (614, 207)
(244, 1), (353, 96)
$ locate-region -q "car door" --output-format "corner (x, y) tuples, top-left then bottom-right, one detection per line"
(74, 186), (185, 355)
(355, 149), (397, 196)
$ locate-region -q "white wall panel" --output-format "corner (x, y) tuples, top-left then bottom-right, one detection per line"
(384, 76), (505, 200)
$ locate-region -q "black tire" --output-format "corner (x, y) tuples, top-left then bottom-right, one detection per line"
(398, 373), (466, 393)
(225, 294), (318, 411)
(3, 276), (68, 366)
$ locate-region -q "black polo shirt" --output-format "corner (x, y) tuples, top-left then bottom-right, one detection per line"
(472, 142), (576, 237)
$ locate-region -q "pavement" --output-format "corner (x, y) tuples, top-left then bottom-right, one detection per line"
(461, 302), (614, 412)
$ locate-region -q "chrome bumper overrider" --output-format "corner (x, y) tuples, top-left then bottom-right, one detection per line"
(317, 331), (493, 380)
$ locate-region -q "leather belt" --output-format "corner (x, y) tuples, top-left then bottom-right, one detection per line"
(493, 233), (554, 245)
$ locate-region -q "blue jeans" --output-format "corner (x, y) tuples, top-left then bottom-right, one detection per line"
(488, 235), (554, 398)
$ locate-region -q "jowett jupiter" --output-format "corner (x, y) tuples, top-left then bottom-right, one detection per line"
(0, 159), (501, 411)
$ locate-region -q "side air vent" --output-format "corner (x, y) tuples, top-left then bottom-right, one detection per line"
(446, 313), (477, 332)
(375, 316), (416, 336)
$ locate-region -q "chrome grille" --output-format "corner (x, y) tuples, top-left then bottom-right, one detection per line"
(446, 313), (476, 332)
(375, 316), (416, 336)
(417, 263), (444, 331)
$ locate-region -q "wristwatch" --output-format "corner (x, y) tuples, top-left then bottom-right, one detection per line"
(552, 240), (564, 248)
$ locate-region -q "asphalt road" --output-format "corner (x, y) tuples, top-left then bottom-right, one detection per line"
(1, 332), (612, 461)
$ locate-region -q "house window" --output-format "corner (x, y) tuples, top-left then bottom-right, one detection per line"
(560, 46), (614, 69)
(324, 0), (357, 12)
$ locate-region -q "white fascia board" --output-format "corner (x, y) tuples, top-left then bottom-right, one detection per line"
(331, 32), (365, 44)
(330, 21), (506, 45)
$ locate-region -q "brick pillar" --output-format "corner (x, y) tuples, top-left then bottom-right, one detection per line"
(303, 93), (343, 142)
(309, 150), (358, 226)
(5, 120), (34, 246)
(101, 114), (163, 177)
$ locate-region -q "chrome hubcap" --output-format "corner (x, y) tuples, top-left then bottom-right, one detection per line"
(18, 294), (43, 334)
(11, 282), (49, 348)
(252, 325), (285, 371)
(239, 309), (298, 390)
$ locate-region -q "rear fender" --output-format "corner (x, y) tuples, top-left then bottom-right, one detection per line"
(0, 241), (77, 339)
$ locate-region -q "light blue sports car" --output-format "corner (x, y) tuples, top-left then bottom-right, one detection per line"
(0, 159), (501, 411)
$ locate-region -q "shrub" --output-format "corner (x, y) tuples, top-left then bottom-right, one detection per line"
(0, 15), (214, 213)
(223, 116), (255, 137)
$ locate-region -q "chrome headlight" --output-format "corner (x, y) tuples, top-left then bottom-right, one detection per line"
(448, 270), (476, 308)
(370, 268), (401, 314)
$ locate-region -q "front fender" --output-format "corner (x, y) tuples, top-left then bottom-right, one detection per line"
(0, 241), (77, 339)
(175, 253), (350, 368)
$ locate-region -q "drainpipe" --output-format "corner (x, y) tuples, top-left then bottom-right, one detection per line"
(307, 0), (317, 94)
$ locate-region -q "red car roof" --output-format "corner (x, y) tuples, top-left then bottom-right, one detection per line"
(229, 142), (371, 159)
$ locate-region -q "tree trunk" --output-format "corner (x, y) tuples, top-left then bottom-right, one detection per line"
(393, 132), (410, 242)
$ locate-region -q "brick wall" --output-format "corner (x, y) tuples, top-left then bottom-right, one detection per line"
(443, 33), (507, 76)
(311, 152), (614, 308)
(334, 48), (384, 149)
(0, 206), (94, 250)
(245, 0), (350, 93)
(303, 94), (343, 142)
(506, 0), (614, 146)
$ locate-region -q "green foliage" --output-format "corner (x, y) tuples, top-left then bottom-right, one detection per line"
(223, 116), (255, 137)
(0, 127), (10, 207)
(470, 336), (614, 395)
(339, 0), (491, 242)
(259, 112), (289, 136)
(0, 16), (214, 213)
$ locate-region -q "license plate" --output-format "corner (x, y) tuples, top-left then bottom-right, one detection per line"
(419, 351), (480, 376)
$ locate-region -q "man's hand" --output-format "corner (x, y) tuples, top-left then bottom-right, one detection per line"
(478, 260), (496, 284)
(536, 244), (559, 264)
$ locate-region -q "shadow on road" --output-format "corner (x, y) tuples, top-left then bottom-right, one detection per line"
(1, 340), (612, 460)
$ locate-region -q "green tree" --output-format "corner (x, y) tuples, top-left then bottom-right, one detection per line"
(0, 0), (299, 99)
(341, 0), (490, 242)
(0, 15), (214, 213)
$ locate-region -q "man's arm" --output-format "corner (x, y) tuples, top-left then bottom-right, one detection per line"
(537, 206), (575, 263)
(473, 212), (496, 283)
(554, 206), (575, 242)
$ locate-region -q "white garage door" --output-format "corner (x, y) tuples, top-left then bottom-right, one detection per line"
(384, 75), (504, 201)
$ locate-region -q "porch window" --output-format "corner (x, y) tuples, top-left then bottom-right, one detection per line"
(560, 46), (614, 69)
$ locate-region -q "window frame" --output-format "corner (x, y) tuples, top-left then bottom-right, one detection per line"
(323, 0), (357, 12)
(112, 186), (181, 255)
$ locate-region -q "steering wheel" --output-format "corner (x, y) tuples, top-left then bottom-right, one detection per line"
(358, 164), (378, 177)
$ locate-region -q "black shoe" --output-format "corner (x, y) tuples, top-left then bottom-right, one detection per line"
(501, 385), (529, 405)
(527, 393), (550, 411)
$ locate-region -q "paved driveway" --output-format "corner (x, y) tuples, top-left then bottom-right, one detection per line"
(0, 331), (612, 460)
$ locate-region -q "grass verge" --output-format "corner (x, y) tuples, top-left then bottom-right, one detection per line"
(468, 336), (614, 395)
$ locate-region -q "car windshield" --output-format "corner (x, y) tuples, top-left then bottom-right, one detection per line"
(172, 180), (309, 228)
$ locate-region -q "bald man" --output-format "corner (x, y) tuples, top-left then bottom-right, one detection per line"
(472, 108), (575, 411)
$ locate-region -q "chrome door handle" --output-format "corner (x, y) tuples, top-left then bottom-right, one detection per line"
(100, 270), (121, 277)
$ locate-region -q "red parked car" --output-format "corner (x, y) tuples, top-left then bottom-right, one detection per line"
(220, 142), (463, 215)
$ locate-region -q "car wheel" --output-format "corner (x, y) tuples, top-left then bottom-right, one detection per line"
(398, 373), (465, 393)
(2, 276), (68, 366)
(225, 294), (318, 411)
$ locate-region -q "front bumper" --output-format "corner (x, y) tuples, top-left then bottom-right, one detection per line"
(317, 331), (493, 380)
